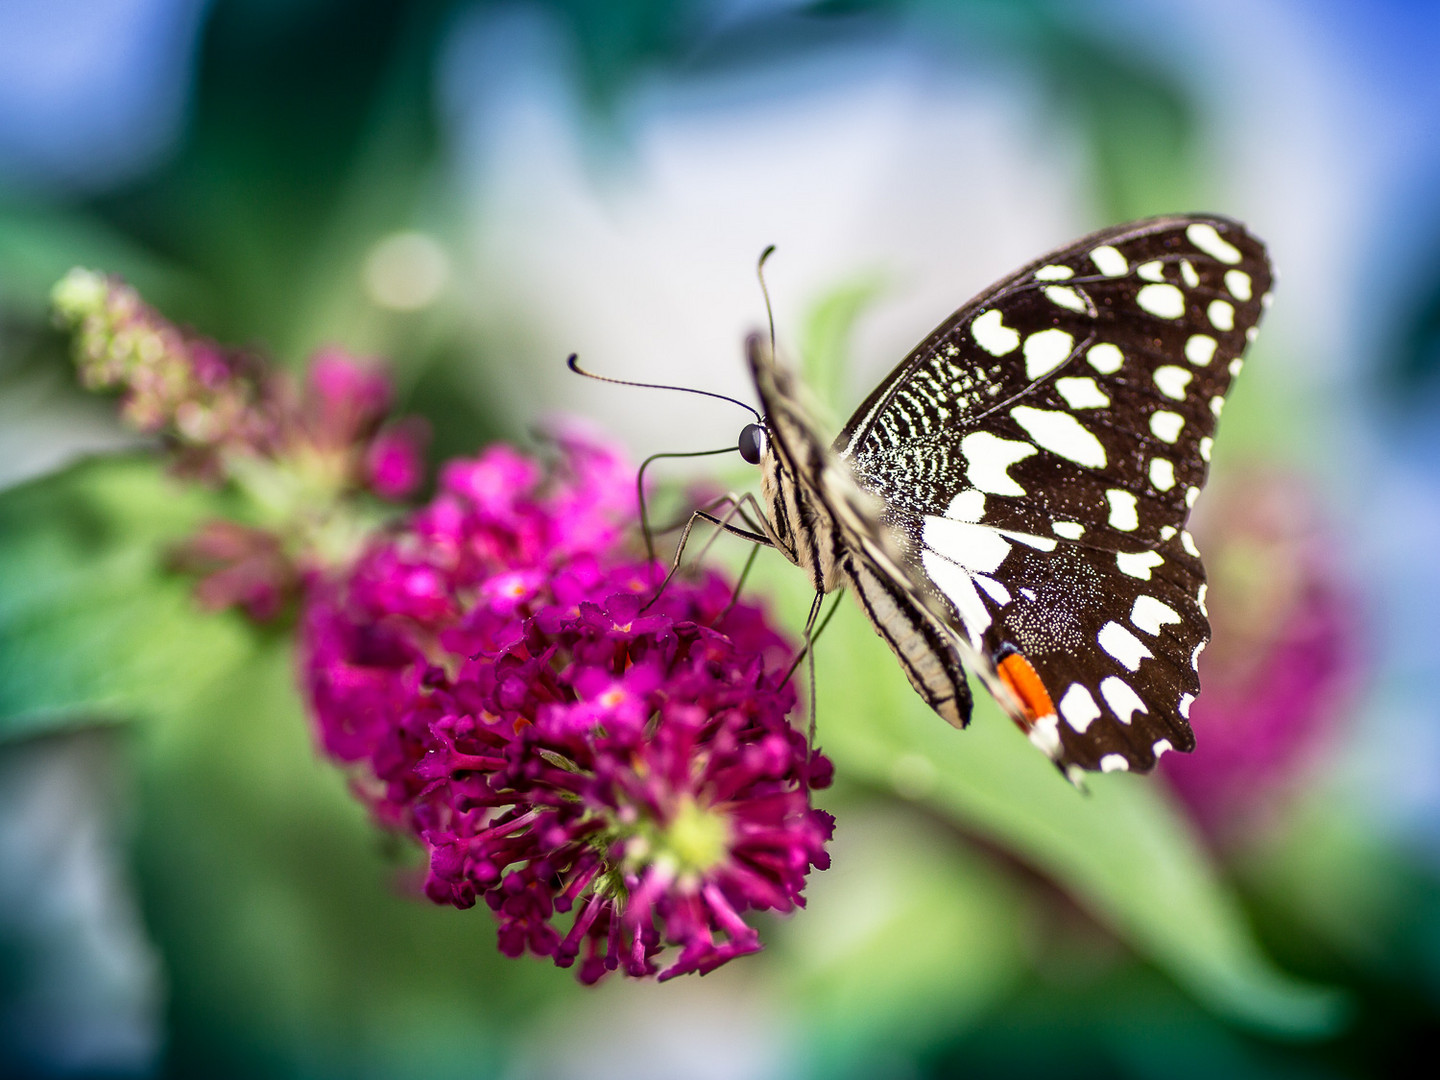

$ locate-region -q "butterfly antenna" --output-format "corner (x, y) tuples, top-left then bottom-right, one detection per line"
(567, 354), (760, 424)
(757, 245), (778, 356)
(635, 446), (737, 563)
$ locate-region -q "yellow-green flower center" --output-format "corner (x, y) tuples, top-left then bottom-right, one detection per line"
(651, 797), (731, 878)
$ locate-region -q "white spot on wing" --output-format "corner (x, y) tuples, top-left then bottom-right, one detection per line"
(945, 489), (986, 522)
(1210, 395), (1225, 417)
(1101, 675), (1147, 721)
(1153, 739), (1174, 759)
(1055, 377), (1110, 409)
(1087, 343), (1123, 374)
(1185, 486), (1200, 508)
(922, 549), (991, 644)
(1099, 622), (1154, 671)
(1137, 283), (1186, 319)
(1010, 406), (1107, 468)
(1199, 437), (1213, 462)
(1149, 411), (1184, 443)
(1160, 525), (1176, 540)
(1208, 299), (1235, 331)
(1044, 285), (1087, 312)
(1106, 489), (1139, 531)
(1181, 530), (1200, 557)
(961, 432), (1036, 496)
(1131, 595), (1181, 635)
(1197, 583), (1208, 616)
(1185, 334), (1217, 366)
(1149, 457), (1176, 491)
(1180, 259), (1200, 288)
(1116, 550), (1165, 580)
(1099, 754), (1130, 773)
(1137, 260), (1165, 282)
(974, 574), (1011, 605)
(1005, 531), (1057, 552)
(1090, 245), (1127, 276)
(1035, 264), (1074, 280)
(1154, 366), (1193, 400)
(923, 517), (1011, 574)
(1023, 328), (1075, 379)
(1029, 715), (1062, 756)
(1178, 693), (1194, 719)
(1225, 269), (1253, 300)
(972, 309), (1020, 356)
(1059, 684), (1101, 733)
(1187, 222), (1242, 264)
(1053, 521), (1085, 540)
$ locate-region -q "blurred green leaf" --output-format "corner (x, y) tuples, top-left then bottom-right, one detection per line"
(0, 456), (252, 742)
(130, 618), (591, 1077)
(748, 556), (1346, 1038)
(800, 272), (887, 418)
(781, 806), (1030, 1074)
(0, 205), (203, 320)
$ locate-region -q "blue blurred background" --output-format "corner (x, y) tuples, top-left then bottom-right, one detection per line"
(5, 1), (1440, 1076)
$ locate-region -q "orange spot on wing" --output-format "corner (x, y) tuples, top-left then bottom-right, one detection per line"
(997, 652), (1057, 731)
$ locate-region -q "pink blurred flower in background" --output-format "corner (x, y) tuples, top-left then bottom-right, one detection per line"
(52, 269), (428, 617)
(1162, 472), (1361, 844)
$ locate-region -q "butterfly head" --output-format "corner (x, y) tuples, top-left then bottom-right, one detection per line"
(738, 422), (768, 465)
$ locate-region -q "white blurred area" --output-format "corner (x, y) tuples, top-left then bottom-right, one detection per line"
(435, 0), (1381, 460)
(441, 5), (1092, 462)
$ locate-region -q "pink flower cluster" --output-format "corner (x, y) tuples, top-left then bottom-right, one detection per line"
(1162, 472), (1358, 843)
(302, 437), (834, 982)
(52, 269), (426, 618)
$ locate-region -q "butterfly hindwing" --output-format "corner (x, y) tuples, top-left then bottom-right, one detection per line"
(830, 215), (1271, 774)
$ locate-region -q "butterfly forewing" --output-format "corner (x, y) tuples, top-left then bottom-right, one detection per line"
(832, 215), (1271, 774)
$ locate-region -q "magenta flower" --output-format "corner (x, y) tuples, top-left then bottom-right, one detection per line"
(51, 269), (835, 982)
(52, 269), (430, 618)
(366, 421), (427, 500)
(1161, 472), (1359, 843)
(302, 436), (833, 982)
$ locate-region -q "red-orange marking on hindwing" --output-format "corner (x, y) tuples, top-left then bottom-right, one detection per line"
(997, 652), (1058, 731)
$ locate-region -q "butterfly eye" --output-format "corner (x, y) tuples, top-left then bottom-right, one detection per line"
(738, 423), (767, 465)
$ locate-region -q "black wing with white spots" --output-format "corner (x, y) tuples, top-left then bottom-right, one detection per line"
(833, 215), (1272, 775)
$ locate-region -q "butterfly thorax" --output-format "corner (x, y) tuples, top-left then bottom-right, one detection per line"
(759, 448), (846, 594)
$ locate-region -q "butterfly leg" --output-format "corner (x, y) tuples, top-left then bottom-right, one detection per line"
(641, 494), (776, 612)
(786, 589), (845, 784)
(714, 543), (763, 623)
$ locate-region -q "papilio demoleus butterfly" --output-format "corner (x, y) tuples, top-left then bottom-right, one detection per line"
(736, 214), (1272, 779)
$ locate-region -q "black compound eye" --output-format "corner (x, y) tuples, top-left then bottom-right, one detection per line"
(738, 423), (766, 465)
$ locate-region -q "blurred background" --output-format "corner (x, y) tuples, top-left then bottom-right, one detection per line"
(4, 0), (1440, 1076)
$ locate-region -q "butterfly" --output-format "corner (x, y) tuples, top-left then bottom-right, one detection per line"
(734, 215), (1272, 778)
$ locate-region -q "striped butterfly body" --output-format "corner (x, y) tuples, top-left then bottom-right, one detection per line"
(744, 215), (1272, 777)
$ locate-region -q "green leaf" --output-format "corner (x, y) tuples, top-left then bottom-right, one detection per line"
(751, 558), (1347, 1038)
(130, 637), (555, 1076)
(800, 272), (887, 417)
(779, 805), (1030, 1072)
(0, 456), (254, 742)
